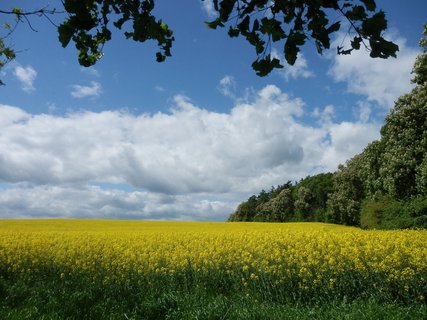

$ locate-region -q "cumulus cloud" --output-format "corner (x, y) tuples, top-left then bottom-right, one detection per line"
(0, 85), (381, 219)
(71, 81), (102, 98)
(312, 105), (335, 125)
(328, 32), (419, 108)
(218, 75), (237, 99)
(13, 64), (37, 92)
(272, 49), (314, 81)
(321, 121), (380, 168)
(0, 185), (235, 221)
(80, 66), (100, 77)
(200, 0), (217, 18)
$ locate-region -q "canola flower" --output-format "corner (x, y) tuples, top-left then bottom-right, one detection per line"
(0, 220), (426, 302)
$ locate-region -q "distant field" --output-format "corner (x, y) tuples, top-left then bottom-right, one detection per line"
(0, 220), (426, 319)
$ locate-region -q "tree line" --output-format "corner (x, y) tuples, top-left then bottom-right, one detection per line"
(229, 25), (427, 229)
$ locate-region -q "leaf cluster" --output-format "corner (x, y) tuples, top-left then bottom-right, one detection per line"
(58, 0), (174, 67)
(2, 1), (399, 79)
(205, 0), (398, 76)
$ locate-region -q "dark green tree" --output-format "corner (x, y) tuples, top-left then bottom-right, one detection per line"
(327, 156), (365, 225)
(358, 140), (385, 199)
(270, 188), (294, 221)
(327, 25), (427, 228)
(294, 186), (314, 221)
(378, 25), (427, 199)
(294, 173), (334, 219)
(412, 24), (427, 86)
(228, 195), (258, 221)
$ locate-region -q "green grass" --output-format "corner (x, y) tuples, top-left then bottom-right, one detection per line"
(1, 274), (425, 320)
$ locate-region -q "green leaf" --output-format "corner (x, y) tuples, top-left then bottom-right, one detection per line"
(228, 26), (240, 37)
(362, 11), (387, 38)
(369, 37), (399, 58)
(237, 16), (250, 33)
(326, 21), (341, 34)
(337, 46), (353, 55)
(205, 18), (224, 29)
(219, 0), (237, 21)
(58, 22), (75, 48)
(260, 17), (285, 41)
(361, 0), (376, 12)
(351, 36), (362, 50)
(252, 55), (283, 77)
(345, 5), (366, 21)
(11, 7), (23, 15)
(156, 52), (166, 62)
(3, 48), (16, 60)
(284, 31), (306, 65)
(315, 41), (323, 54)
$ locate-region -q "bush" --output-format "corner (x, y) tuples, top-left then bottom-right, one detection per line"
(360, 196), (427, 229)
(407, 197), (427, 228)
(360, 199), (386, 229)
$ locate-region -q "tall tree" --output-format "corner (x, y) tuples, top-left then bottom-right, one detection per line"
(379, 26), (427, 199)
(327, 25), (427, 227)
(294, 186), (314, 221)
(327, 156), (365, 225)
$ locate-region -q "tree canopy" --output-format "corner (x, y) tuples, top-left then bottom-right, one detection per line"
(1, 0), (399, 83)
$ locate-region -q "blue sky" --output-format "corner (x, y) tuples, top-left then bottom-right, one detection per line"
(0, 0), (426, 220)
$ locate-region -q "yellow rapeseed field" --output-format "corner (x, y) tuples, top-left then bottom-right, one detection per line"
(0, 220), (426, 302)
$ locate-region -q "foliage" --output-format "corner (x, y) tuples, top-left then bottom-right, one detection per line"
(379, 84), (427, 199)
(254, 188), (294, 222)
(360, 196), (427, 230)
(230, 173), (334, 222)
(229, 27), (427, 228)
(206, 0), (398, 76)
(294, 186), (314, 220)
(58, 0), (174, 67)
(294, 173), (334, 210)
(326, 156), (365, 226)
(412, 24), (427, 85)
(326, 26), (427, 228)
(0, 7), (58, 85)
(228, 195), (258, 221)
(407, 197), (427, 228)
(360, 196), (403, 229)
(1, 0), (399, 82)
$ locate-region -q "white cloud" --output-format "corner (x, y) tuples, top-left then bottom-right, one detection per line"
(71, 81), (102, 98)
(80, 66), (100, 77)
(354, 100), (372, 123)
(0, 85), (381, 219)
(321, 121), (380, 168)
(218, 75), (236, 99)
(201, 0), (217, 18)
(272, 49), (314, 81)
(328, 32), (419, 108)
(13, 64), (37, 92)
(0, 185), (235, 221)
(155, 85), (165, 92)
(312, 105), (335, 125)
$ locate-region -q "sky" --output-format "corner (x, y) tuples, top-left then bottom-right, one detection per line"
(0, 0), (426, 220)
